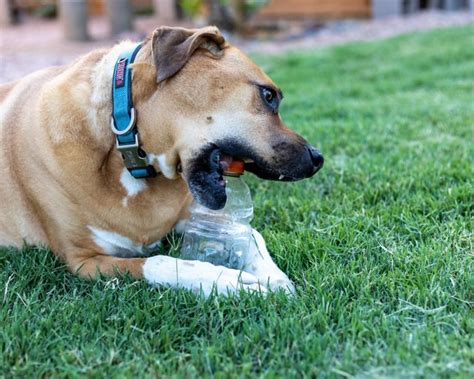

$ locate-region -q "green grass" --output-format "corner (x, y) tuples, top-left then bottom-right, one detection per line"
(2, 25), (473, 378)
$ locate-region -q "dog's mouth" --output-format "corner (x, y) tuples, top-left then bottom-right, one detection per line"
(185, 141), (310, 210)
(217, 151), (283, 181)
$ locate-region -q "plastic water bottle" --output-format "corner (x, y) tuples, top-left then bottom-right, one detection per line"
(180, 159), (253, 269)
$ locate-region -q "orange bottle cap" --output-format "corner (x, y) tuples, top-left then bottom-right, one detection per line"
(224, 158), (245, 176)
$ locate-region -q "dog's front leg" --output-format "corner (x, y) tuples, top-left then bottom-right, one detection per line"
(243, 229), (295, 294)
(67, 250), (265, 297)
(143, 255), (266, 296)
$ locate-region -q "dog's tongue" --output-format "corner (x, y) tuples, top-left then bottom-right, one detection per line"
(220, 154), (245, 176)
(219, 153), (234, 172)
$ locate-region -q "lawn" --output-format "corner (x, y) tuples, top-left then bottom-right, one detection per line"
(1, 25), (473, 378)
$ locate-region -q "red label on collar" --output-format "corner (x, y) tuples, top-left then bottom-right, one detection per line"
(115, 58), (127, 88)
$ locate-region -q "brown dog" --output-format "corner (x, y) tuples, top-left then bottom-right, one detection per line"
(0, 26), (323, 296)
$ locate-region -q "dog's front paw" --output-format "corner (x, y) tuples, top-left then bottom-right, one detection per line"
(201, 264), (268, 297)
(266, 277), (295, 295)
(245, 229), (296, 296)
(254, 272), (295, 295)
(143, 256), (267, 297)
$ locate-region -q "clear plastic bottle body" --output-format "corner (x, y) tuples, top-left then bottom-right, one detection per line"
(180, 175), (253, 269)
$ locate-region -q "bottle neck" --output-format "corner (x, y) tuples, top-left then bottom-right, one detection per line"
(224, 174), (244, 188)
(223, 172), (243, 178)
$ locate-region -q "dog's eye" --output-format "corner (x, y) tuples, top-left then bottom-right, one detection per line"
(259, 86), (279, 113)
(264, 89), (273, 102)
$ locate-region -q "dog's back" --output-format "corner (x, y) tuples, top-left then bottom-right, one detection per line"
(0, 80), (17, 103)
(0, 66), (69, 247)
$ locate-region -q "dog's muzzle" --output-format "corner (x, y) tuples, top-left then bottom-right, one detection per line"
(307, 145), (324, 174)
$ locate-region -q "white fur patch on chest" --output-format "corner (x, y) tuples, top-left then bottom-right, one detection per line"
(89, 226), (145, 257)
(120, 168), (147, 206)
(148, 153), (176, 179)
(88, 226), (162, 258)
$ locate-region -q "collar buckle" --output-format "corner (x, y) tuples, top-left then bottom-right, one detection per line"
(116, 135), (148, 170)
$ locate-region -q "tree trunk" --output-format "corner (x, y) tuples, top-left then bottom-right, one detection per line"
(207, 0), (245, 31)
(60, 0), (89, 41)
(106, 0), (133, 36)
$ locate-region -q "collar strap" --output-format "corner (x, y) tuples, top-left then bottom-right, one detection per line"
(111, 43), (157, 179)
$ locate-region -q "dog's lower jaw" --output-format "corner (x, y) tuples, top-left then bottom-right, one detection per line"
(187, 172), (227, 210)
(184, 147), (227, 210)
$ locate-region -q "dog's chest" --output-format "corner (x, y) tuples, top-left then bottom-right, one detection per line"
(86, 172), (190, 257)
(88, 227), (162, 257)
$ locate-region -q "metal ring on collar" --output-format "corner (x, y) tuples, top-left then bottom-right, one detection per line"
(110, 107), (137, 136)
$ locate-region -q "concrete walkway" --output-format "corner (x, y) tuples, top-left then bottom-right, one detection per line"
(1, 11), (473, 84)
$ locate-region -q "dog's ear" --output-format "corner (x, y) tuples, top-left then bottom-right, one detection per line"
(152, 26), (226, 84)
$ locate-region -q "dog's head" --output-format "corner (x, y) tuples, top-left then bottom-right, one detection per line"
(135, 26), (323, 210)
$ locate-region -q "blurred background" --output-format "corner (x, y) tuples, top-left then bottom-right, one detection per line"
(0, 0), (473, 83)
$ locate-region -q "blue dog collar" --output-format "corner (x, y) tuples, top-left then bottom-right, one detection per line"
(111, 43), (157, 179)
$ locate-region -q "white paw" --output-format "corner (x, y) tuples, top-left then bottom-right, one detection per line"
(248, 268), (295, 295)
(143, 256), (267, 297)
(197, 263), (268, 297)
(245, 229), (296, 295)
(266, 277), (295, 295)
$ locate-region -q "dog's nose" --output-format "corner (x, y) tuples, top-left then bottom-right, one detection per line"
(307, 145), (324, 172)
